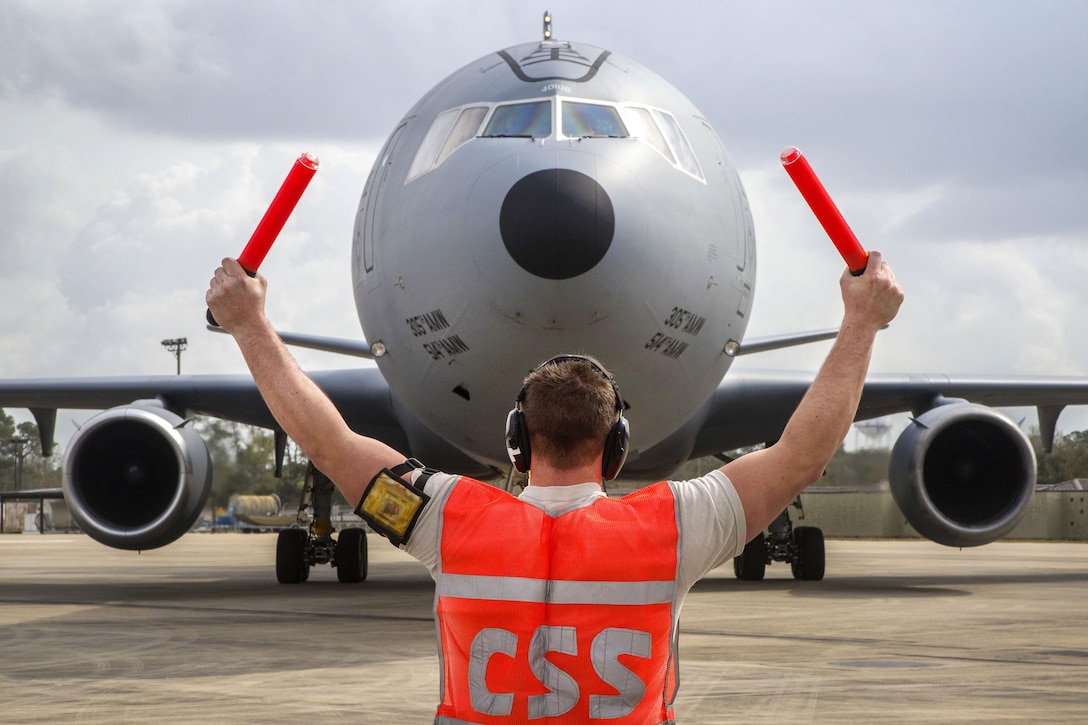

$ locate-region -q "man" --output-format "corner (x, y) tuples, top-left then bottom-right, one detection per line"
(206, 251), (903, 723)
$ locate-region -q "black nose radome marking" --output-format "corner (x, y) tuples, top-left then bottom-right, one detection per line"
(500, 169), (615, 280)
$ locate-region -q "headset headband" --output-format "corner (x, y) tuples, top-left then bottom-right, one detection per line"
(514, 354), (624, 414)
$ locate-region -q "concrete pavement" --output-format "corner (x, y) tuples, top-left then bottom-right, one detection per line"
(1, 534), (1085, 723)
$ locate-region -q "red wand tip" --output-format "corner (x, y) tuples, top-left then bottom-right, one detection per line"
(206, 152), (320, 327)
(780, 146), (868, 275)
(236, 153), (320, 272)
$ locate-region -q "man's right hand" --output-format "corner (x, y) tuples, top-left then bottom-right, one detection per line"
(206, 257), (269, 335)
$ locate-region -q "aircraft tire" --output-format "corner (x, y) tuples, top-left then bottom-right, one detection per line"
(336, 528), (369, 583)
(791, 526), (825, 581)
(733, 531), (767, 581)
(276, 528), (310, 584)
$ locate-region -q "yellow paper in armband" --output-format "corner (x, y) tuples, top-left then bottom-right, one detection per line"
(358, 470), (427, 544)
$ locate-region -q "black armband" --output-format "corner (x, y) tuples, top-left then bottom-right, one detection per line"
(354, 460), (435, 546)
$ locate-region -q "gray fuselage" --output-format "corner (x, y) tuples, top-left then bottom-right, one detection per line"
(353, 40), (756, 473)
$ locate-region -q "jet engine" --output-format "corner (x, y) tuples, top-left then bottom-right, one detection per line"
(63, 402), (213, 551)
(889, 402), (1036, 547)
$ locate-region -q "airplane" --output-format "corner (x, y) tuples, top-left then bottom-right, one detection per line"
(2, 15), (1088, 583)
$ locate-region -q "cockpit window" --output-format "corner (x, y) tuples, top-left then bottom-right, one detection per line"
(405, 97), (704, 185)
(482, 101), (552, 138)
(652, 109), (703, 180)
(407, 109), (459, 183)
(406, 105), (488, 183)
(623, 106), (673, 163)
(562, 102), (628, 138)
(439, 106), (488, 161)
(616, 105), (703, 182)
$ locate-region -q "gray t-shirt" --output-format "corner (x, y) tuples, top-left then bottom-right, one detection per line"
(403, 469), (747, 592)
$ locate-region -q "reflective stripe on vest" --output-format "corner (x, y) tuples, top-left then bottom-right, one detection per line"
(433, 479), (680, 724)
(438, 574), (675, 605)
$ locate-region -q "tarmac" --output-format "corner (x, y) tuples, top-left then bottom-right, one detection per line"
(1, 533), (1086, 724)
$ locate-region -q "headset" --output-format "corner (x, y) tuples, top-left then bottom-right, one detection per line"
(505, 354), (630, 480)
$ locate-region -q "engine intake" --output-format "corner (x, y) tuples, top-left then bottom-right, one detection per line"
(889, 402), (1036, 547)
(63, 402), (213, 550)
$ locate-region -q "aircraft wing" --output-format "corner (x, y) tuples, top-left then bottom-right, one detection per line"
(689, 370), (1088, 459)
(0, 368), (409, 456)
(0, 367), (451, 551)
(684, 369), (1088, 550)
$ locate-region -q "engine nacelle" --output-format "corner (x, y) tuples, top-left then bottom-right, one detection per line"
(889, 402), (1036, 547)
(63, 402), (213, 551)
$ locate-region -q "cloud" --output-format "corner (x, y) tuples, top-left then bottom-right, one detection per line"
(0, 1), (522, 140)
(1, 0), (1087, 444)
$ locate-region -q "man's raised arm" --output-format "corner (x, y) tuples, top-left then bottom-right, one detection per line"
(206, 257), (405, 505)
(722, 251), (905, 537)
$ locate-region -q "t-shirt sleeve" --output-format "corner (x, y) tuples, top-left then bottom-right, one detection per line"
(670, 470), (748, 589)
(397, 471), (459, 578)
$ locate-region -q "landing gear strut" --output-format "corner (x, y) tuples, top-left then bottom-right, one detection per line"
(276, 462), (368, 584)
(733, 495), (825, 581)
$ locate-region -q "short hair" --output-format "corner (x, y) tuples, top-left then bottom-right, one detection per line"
(519, 356), (619, 470)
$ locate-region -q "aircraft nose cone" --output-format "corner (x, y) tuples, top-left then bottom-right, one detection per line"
(500, 169), (615, 280)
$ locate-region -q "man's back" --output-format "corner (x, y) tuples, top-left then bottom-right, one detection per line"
(429, 478), (681, 723)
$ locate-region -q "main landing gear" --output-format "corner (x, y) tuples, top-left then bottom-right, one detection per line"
(732, 495), (825, 581)
(276, 462), (368, 584)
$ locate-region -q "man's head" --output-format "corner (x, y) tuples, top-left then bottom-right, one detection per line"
(505, 354), (629, 479)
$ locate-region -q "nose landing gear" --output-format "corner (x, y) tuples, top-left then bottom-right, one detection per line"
(276, 462), (368, 584)
(732, 496), (825, 581)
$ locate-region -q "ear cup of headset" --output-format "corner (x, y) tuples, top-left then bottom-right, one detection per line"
(505, 408), (530, 473)
(601, 415), (630, 481)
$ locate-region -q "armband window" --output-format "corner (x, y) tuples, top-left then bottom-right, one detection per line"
(354, 462), (433, 546)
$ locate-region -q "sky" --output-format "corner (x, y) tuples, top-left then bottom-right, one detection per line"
(2, 0), (1087, 452)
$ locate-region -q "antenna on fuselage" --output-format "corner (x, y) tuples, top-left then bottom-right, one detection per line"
(543, 10), (553, 41)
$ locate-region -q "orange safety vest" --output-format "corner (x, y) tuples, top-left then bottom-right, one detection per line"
(432, 478), (680, 725)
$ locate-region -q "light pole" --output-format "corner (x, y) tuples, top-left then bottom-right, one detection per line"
(8, 436), (29, 491)
(161, 337), (188, 375)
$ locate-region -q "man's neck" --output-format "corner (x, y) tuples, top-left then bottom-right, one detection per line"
(527, 458), (603, 488)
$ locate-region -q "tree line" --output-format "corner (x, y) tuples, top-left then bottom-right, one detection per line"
(0, 410), (328, 511)
(0, 410), (61, 491)
(2, 409), (1086, 502)
(821, 428), (1088, 488)
(636, 426), (1088, 489)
